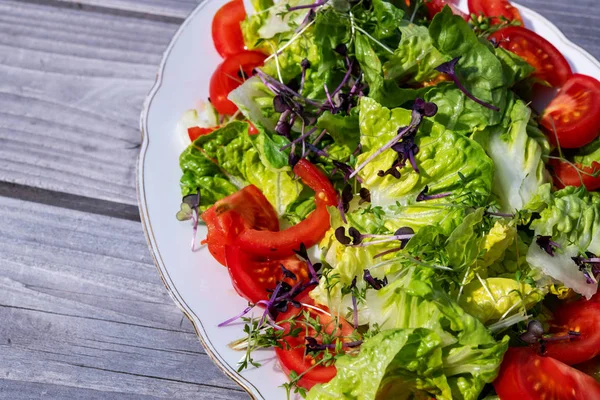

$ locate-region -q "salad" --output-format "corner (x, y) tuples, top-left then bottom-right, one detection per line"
(175, 0), (600, 398)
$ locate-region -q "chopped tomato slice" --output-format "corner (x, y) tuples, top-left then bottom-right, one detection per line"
(542, 297), (600, 365)
(468, 0), (523, 25)
(224, 245), (310, 304)
(201, 185), (279, 265)
(489, 27), (572, 87)
(234, 159), (338, 258)
(424, 0), (468, 20)
(248, 122), (259, 135)
(275, 291), (355, 390)
(549, 158), (600, 191)
(541, 74), (600, 148)
(211, 0), (247, 58)
(188, 126), (217, 142)
(494, 347), (600, 399)
(209, 51), (267, 115)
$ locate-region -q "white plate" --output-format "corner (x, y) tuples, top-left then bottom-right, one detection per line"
(138, 2), (600, 399)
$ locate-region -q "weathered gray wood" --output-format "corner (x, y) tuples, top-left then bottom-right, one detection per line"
(0, 195), (248, 399)
(0, 0), (178, 206)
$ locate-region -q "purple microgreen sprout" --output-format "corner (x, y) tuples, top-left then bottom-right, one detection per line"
(255, 69), (324, 108)
(363, 269), (388, 290)
(338, 184), (353, 224)
(536, 235), (560, 256)
(519, 320), (545, 344)
(293, 243), (320, 284)
(176, 192), (201, 251)
(299, 58), (310, 95)
(373, 227), (414, 259)
(280, 127), (318, 151)
(416, 185), (452, 202)
(288, 149), (301, 168)
(572, 253), (600, 284)
(391, 137), (420, 173)
(350, 98), (437, 179)
(335, 44), (348, 56)
(350, 277), (359, 330)
(359, 188), (371, 204)
(288, 0), (329, 12)
(335, 227), (414, 248)
(332, 161), (363, 184)
(305, 337), (362, 353)
(435, 57), (500, 112)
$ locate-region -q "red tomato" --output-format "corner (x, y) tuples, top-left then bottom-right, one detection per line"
(489, 27), (572, 87)
(224, 245), (310, 304)
(248, 122), (259, 135)
(209, 51), (267, 115)
(468, 0), (523, 25)
(188, 126), (217, 142)
(549, 158), (600, 191)
(494, 347), (600, 399)
(542, 298), (600, 365)
(541, 74), (600, 149)
(275, 291), (355, 390)
(211, 0), (246, 58)
(234, 160), (338, 258)
(424, 0), (468, 20)
(201, 185), (279, 265)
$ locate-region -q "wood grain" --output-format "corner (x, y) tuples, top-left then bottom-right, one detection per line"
(0, 0), (177, 206)
(0, 195), (248, 399)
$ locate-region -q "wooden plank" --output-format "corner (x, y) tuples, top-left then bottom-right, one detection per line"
(0, 195), (248, 399)
(0, 0), (178, 206)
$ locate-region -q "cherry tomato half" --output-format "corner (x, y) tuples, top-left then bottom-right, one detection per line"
(541, 74), (600, 148)
(209, 51), (267, 115)
(211, 0), (247, 58)
(468, 0), (523, 25)
(234, 159), (338, 258)
(494, 347), (600, 400)
(489, 26), (573, 87)
(275, 291), (355, 390)
(188, 126), (217, 142)
(201, 185), (279, 265)
(424, 0), (468, 21)
(224, 245), (310, 304)
(549, 158), (600, 191)
(543, 296), (600, 365)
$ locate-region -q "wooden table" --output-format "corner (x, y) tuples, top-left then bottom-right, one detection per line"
(0, 0), (598, 398)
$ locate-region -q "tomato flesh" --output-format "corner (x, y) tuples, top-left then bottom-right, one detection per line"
(489, 27), (572, 87)
(209, 51), (267, 115)
(275, 291), (355, 390)
(543, 299), (600, 365)
(201, 185), (279, 265)
(188, 126), (217, 142)
(494, 347), (600, 399)
(234, 160), (338, 258)
(224, 245), (310, 304)
(542, 74), (600, 148)
(424, 0), (468, 21)
(211, 0), (247, 58)
(550, 158), (600, 191)
(468, 0), (523, 25)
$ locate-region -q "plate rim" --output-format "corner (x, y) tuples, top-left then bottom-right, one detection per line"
(137, 2), (600, 399)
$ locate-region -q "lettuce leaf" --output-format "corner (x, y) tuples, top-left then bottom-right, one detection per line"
(179, 121), (302, 215)
(574, 136), (600, 167)
(473, 99), (551, 213)
(356, 97), (494, 234)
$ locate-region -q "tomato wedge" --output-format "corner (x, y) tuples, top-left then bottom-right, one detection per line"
(235, 159), (338, 258)
(542, 297), (600, 365)
(201, 185), (279, 265)
(489, 27), (572, 87)
(541, 74), (600, 149)
(275, 291), (355, 390)
(188, 126), (217, 141)
(424, 0), (468, 21)
(468, 0), (523, 25)
(224, 245), (310, 304)
(549, 158), (600, 191)
(209, 51), (267, 115)
(494, 347), (600, 399)
(211, 0), (247, 58)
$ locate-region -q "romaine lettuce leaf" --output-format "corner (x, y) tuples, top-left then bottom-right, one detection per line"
(179, 121), (301, 215)
(574, 136), (600, 167)
(356, 97), (494, 234)
(473, 99), (551, 213)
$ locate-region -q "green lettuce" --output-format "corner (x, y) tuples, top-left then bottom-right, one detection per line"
(473, 99), (551, 213)
(356, 97), (494, 234)
(525, 185), (600, 298)
(384, 22), (448, 84)
(179, 121), (302, 215)
(574, 137), (600, 167)
(312, 265), (509, 400)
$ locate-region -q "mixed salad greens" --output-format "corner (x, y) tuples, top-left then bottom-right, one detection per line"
(176, 0), (600, 398)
